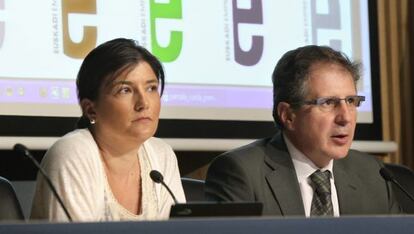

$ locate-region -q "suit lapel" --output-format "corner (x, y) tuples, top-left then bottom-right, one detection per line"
(264, 133), (305, 216)
(333, 160), (363, 215)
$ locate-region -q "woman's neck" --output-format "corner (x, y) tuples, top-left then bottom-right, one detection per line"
(91, 129), (142, 174)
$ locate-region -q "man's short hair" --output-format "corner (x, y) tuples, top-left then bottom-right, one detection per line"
(272, 45), (361, 128)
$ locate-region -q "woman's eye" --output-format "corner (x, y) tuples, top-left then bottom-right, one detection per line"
(147, 85), (158, 92)
(118, 86), (131, 94)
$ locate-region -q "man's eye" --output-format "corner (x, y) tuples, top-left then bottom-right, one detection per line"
(346, 97), (356, 104)
(322, 98), (336, 106)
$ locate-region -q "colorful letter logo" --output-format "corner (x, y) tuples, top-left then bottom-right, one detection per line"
(311, 0), (342, 50)
(232, 0), (263, 66)
(0, 0), (4, 48)
(150, 0), (183, 62)
(62, 0), (97, 58)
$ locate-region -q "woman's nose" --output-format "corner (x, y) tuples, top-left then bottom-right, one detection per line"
(134, 91), (149, 111)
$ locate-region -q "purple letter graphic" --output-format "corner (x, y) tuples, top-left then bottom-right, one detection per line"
(311, 0), (342, 50)
(232, 0), (263, 66)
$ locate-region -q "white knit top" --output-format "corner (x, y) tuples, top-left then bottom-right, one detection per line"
(30, 129), (185, 222)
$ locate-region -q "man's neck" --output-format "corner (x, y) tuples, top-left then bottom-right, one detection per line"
(283, 132), (333, 169)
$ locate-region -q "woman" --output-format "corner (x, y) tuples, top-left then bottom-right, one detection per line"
(31, 38), (186, 221)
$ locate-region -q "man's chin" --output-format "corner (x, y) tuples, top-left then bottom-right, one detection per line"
(330, 148), (350, 160)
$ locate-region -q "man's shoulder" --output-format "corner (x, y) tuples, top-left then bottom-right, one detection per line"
(345, 149), (379, 162)
(225, 137), (271, 154)
(336, 149), (382, 171)
(214, 137), (277, 165)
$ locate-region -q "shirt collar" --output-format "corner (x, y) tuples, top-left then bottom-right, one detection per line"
(283, 132), (334, 182)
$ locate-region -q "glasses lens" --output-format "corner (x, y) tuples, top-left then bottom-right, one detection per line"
(348, 96), (364, 107)
(345, 96), (356, 106)
(304, 96), (365, 111)
(317, 97), (338, 111)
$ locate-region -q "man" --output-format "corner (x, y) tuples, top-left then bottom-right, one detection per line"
(205, 45), (400, 216)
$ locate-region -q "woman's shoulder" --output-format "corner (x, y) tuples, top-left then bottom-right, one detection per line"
(45, 129), (99, 164)
(144, 137), (175, 159)
(145, 137), (172, 149)
(143, 138), (179, 179)
(51, 129), (94, 150)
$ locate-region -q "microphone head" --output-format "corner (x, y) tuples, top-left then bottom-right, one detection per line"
(379, 167), (395, 181)
(13, 143), (29, 156)
(150, 170), (164, 183)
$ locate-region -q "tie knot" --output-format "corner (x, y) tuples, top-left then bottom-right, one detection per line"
(310, 170), (331, 194)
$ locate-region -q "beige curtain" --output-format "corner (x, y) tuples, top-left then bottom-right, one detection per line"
(377, 0), (414, 168)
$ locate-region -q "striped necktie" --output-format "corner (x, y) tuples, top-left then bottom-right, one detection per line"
(310, 170), (333, 216)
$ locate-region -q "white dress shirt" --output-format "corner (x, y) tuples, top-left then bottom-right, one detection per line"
(284, 134), (340, 217)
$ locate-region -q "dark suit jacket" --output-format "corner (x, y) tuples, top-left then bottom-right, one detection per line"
(205, 132), (401, 216)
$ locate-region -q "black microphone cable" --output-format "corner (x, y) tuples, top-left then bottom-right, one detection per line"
(149, 170), (179, 204)
(380, 167), (414, 202)
(13, 143), (73, 221)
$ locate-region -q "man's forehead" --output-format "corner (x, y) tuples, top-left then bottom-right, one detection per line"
(305, 66), (357, 97)
(308, 61), (350, 73)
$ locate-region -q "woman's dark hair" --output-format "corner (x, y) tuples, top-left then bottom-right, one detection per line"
(272, 45), (360, 129)
(76, 38), (165, 128)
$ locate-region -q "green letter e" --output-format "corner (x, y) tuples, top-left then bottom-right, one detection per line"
(150, 0), (183, 62)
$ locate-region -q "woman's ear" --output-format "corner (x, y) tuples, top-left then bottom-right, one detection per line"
(80, 99), (96, 121)
(277, 102), (296, 131)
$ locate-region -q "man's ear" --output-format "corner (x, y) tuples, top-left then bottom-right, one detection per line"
(80, 99), (96, 121)
(277, 102), (296, 131)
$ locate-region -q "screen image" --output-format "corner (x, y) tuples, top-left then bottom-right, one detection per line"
(0, 0), (382, 141)
(0, 0), (382, 140)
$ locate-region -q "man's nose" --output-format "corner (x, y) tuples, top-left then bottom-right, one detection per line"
(334, 101), (353, 125)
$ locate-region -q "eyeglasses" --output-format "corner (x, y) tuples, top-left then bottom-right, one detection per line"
(298, 95), (365, 112)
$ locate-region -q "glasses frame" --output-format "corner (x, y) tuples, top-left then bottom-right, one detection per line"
(296, 95), (366, 112)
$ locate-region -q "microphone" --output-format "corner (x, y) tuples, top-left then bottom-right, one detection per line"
(379, 167), (414, 202)
(13, 143), (73, 221)
(149, 170), (179, 204)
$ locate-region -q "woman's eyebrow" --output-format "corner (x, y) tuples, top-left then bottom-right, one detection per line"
(145, 78), (159, 84)
(112, 80), (133, 86)
(109, 77), (159, 88)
